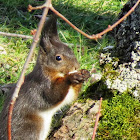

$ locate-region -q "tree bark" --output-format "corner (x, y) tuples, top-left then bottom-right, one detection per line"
(115, 0), (140, 63)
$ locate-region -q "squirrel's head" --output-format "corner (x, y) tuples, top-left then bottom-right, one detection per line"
(38, 14), (80, 77)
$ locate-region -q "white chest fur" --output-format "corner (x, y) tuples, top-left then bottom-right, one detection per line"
(38, 86), (76, 140)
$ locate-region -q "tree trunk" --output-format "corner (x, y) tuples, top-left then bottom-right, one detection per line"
(115, 0), (140, 64)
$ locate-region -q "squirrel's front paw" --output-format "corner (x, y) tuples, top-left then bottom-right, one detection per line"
(69, 69), (90, 84)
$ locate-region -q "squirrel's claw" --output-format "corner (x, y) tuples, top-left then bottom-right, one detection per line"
(69, 69), (90, 84)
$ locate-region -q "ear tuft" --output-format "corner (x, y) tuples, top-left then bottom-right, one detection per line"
(41, 14), (59, 41)
(40, 13), (59, 52)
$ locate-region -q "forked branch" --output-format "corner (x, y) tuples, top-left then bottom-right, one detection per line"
(29, 0), (140, 40)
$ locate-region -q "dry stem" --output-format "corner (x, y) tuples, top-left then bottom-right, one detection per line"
(0, 31), (33, 39)
(7, 0), (52, 140)
(92, 97), (103, 140)
(50, 0), (140, 40)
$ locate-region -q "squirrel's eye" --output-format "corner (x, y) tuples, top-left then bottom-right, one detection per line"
(56, 55), (62, 61)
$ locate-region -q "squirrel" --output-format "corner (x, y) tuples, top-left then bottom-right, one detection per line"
(0, 14), (90, 140)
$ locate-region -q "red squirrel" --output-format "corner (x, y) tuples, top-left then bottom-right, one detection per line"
(0, 14), (90, 140)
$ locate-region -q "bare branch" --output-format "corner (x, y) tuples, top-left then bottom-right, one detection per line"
(50, 0), (140, 40)
(7, 0), (52, 140)
(92, 97), (103, 140)
(0, 31), (33, 39)
(97, 0), (140, 38)
(49, 6), (98, 39)
(28, 4), (46, 12)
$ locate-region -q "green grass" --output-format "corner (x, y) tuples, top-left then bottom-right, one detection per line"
(1, 0), (140, 139)
(0, 37), (35, 83)
(97, 93), (140, 140)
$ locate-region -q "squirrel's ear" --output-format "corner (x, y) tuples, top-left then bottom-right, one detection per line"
(40, 14), (59, 52)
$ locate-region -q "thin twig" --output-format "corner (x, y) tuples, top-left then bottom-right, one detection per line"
(50, 0), (140, 40)
(92, 97), (103, 140)
(28, 4), (46, 12)
(49, 6), (97, 39)
(97, 0), (140, 38)
(7, 0), (52, 140)
(0, 31), (33, 39)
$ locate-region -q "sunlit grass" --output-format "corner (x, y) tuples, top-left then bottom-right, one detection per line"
(97, 93), (140, 139)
